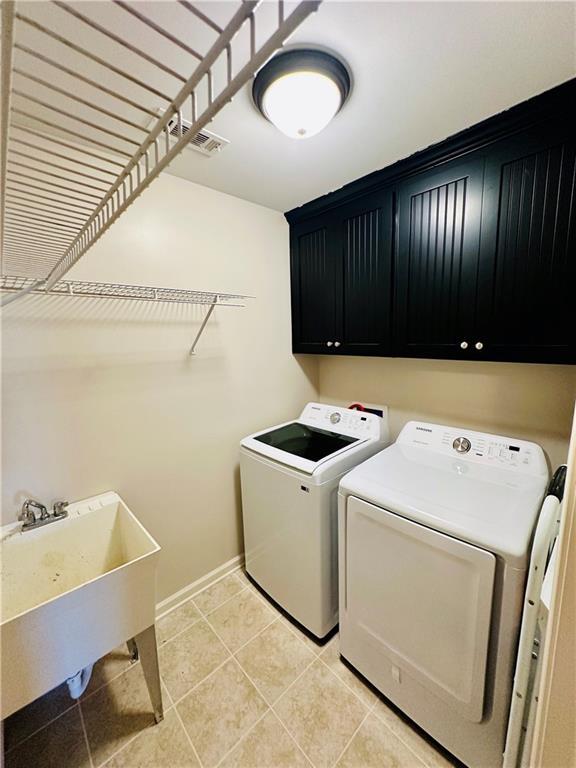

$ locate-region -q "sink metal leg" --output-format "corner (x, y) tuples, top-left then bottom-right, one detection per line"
(127, 637), (139, 663)
(134, 624), (164, 724)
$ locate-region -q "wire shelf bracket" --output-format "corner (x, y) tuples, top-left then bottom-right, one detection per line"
(0, 0), (322, 299)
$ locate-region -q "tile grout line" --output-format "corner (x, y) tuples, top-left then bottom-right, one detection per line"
(203, 595), (279, 658)
(83, 674), (176, 768)
(266, 653), (326, 767)
(268, 708), (315, 767)
(80, 656), (141, 703)
(193, 580), (249, 619)
(96, 722), (158, 768)
(277, 614), (324, 656)
(157, 569), (246, 621)
(154, 616), (205, 650)
(173, 606), (315, 768)
(330, 708), (372, 768)
(213, 702), (272, 768)
(369, 705), (433, 768)
(173, 702), (206, 768)
(88, 695), (176, 768)
(211, 650), (319, 768)
(3, 698), (78, 755)
(168, 629), (271, 767)
(77, 701), (95, 768)
(170, 654), (232, 709)
(316, 646), (433, 766)
(262, 651), (318, 710)
(156, 591), (245, 654)
(157, 615), (204, 651)
(316, 652), (376, 710)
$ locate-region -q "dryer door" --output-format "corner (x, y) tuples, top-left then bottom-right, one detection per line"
(342, 496), (495, 722)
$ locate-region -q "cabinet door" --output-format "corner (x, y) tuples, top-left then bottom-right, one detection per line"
(337, 191), (393, 355)
(394, 158), (485, 359)
(477, 125), (576, 363)
(290, 213), (341, 353)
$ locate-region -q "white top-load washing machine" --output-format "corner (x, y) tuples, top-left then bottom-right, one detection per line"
(241, 402), (389, 638)
(338, 421), (549, 768)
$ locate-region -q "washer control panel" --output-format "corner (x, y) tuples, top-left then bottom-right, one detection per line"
(398, 421), (548, 475)
(300, 402), (386, 441)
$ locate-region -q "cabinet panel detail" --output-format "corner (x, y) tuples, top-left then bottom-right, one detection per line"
(395, 157), (483, 359)
(406, 178), (468, 345)
(343, 208), (385, 346)
(298, 228), (329, 341)
(490, 144), (575, 350)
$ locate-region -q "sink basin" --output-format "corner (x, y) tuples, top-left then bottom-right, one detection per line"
(1, 492), (160, 718)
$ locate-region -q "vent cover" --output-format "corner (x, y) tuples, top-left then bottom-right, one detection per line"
(164, 114), (229, 157)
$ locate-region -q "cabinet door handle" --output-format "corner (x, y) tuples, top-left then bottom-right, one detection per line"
(334, 341), (341, 348)
(475, 342), (484, 350)
(460, 341), (468, 350)
(326, 341), (333, 347)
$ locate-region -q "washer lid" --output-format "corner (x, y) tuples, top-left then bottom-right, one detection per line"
(241, 403), (387, 475)
(340, 422), (549, 567)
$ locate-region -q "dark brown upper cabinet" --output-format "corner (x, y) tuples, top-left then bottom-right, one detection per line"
(290, 191), (393, 355)
(286, 78), (575, 365)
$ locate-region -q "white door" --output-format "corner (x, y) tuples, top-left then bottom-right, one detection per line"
(343, 496), (496, 722)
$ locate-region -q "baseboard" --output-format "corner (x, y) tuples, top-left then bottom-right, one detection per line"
(156, 553), (245, 619)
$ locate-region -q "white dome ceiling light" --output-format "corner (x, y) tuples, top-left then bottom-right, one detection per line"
(253, 50), (351, 140)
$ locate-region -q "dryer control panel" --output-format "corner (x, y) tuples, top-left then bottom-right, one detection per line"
(398, 421), (548, 475)
(300, 402), (387, 441)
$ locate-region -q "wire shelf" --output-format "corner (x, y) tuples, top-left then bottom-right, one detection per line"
(0, 274), (249, 306)
(0, 0), (321, 294)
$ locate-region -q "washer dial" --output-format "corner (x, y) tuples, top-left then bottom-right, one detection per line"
(330, 412), (341, 424)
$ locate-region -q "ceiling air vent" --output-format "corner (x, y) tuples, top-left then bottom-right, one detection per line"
(164, 113), (229, 157)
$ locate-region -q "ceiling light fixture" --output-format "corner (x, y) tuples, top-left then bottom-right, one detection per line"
(253, 49), (351, 140)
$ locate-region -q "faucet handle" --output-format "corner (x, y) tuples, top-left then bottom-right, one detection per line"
(53, 500), (69, 518)
(19, 499), (48, 522)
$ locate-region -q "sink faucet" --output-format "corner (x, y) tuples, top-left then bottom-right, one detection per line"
(19, 499), (69, 531)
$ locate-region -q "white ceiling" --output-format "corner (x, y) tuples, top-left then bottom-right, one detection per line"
(10, 1), (576, 215)
(165, 0), (576, 212)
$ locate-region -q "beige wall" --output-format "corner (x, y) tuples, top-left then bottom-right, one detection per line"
(318, 357), (576, 470)
(1, 173), (317, 600)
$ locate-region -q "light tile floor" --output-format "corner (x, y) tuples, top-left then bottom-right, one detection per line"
(2, 570), (461, 768)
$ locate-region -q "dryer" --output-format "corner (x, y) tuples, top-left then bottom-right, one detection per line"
(338, 421), (548, 768)
(241, 403), (389, 638)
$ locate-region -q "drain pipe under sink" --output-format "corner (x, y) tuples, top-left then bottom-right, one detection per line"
(66, 664), (94, 699)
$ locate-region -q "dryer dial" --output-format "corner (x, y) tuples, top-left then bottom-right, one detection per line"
(453, 437), (471, 453)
